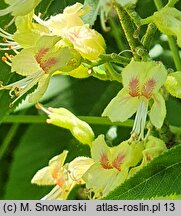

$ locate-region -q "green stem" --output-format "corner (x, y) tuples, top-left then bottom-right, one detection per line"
(105, 62), (122, 82)
(0, 123), (19, 160)
(167, 36), (181, 71)
(100, 53), (130, 65)
(3, 115), (46, 123)
(141, 16), (154, 25)
(113, 1), (142, 60)
(142, 23), (157, 50)
(79, 116), (133, 127)
(42, 0), (55, 17)
(109, 18), (128, 52)
(153, 0), (181, 71)
(125, 8), (142, 27)
(2, 115), (134, 127)
(166, 0), (179, 7)
(153, 0), (164, 9)
(83, 53), (130, 69)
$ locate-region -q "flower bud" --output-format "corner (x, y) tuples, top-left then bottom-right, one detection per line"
(46, 107), (95, 145)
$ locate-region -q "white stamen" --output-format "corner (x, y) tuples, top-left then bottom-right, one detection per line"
(0, 28), (20, 50)
(132, 97), (148, 140)
(0, 33), (13, 40)
(36, 103), (52, 115)
(1, 70), (44, 106)
(0, 27), (13, 37)
(41, 185), (62, 200)
(0, 41), (20, 50)
(33, 14), (47, 26)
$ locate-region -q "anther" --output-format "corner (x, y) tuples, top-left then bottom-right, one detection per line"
(9, 103), (14, 108)
(0, 81), (3, 87)
(3, 37), (7, 42)
(2, 56), (7, 62)
(5, 53), (14, 61)
(38, 12), (42, 17)
(2, 56), (12, 66)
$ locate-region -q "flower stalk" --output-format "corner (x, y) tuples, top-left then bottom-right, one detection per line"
(112, 0), (144, 60)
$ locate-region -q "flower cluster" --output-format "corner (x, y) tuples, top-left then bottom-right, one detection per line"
(32, 150), (94, 200)
(0, 2), (105, 104)
(32, 105), (167, 199)
(102, 60), (167, 139)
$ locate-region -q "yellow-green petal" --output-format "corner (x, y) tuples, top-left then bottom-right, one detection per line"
(11, 48), (41, 76)
(102, 88), (139, 122)
(149, 93), (166, 128)
(65, 25), (106, 60)
(164, 72), (181, 98)
(49, 151), (68, 178)
(83, 163), (128, 198)
(67, 65), (90, 78)
(122, 60), (149, 88)
(0, 0), (42, 17)
(13, 12), (49, 48)
(91, 135), (111, 163)
(144, 62), (167, 94)
(68, 157), (94, 183)
(28, 74), (51, 103)
(47, 108), (95, 145)
(44, 3), (86, 36)
(31, 167), (55, 185)
(122, 61), (167, 95)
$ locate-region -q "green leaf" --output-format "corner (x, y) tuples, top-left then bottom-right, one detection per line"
(104, 144), (181, 200)
(82, 0), (100, 26)
(149, 193), (181, 200)
(166, 96), (181, 127)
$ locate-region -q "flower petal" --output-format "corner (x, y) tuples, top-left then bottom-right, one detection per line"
(122, 61), (167, 97)
(31, 166), (55, 185)
(13, 12), (49, 48)
(64, 2), (89, 17)
(11, 48), (41, 76)
(47, 107), (95, 145)
(41, 184), (75, 200)
(110, 140), (143, 171)
(65, 25), (105, 60)
(102, 88), (139, 122)
(83, 163), (128, 198)
(122, 60), (146, 88)
(68, 157), (94, 183)
(149, 93), (166, 128)
(48, 151), (68, 180)
(44, 3), (86, 36)
(83, 163), (118, 197)
(28, 74), (50, 103)
(144, 61), (167, 94)
(164, 72), (181, 99)
(2, 0), (42, 17)
(91, 135), (111, 163)
(66, 64), (90, 78)
(103, 170), (128, 197)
